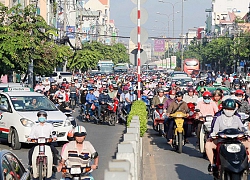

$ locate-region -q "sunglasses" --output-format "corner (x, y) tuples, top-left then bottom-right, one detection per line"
(203, 96), (211, 100)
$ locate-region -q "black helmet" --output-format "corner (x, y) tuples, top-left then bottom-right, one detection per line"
(222, 99), (236, 110)
(176, 91), (184, 97)
(103, 89), (108, 93)
(37, 110), (47, 117)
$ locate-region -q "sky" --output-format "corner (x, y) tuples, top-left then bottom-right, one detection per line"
(110, 0), (211, 42)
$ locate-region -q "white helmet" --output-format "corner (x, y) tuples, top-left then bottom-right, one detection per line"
(74, 126), (87, 137)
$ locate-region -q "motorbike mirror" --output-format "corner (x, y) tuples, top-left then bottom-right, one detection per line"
(52, 131), (57, 135)
(193, 103), (197, 106)
(194, 109), (200, 112)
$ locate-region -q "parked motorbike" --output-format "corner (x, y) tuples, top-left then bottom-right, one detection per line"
(199, 115), (213, 157)
(186, 102), (196, 137)
(30, 137), (55, 180)
(142, 95), (151, 119)
(99, 98), (119, 126)
(153, 104), (166, 136)
(212, 128), (248, 180)
(170, 111), (187, 153)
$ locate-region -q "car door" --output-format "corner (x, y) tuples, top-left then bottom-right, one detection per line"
(0, 94), (13, 139)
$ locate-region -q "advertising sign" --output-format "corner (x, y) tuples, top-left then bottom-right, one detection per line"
(154, 39), (165, 52)
(82, 26), (90, 42)
(66, 26), (75, 39)
(171, 56), (176, 69)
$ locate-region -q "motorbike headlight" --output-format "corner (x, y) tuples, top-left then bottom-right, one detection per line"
(20, 118), (35, 127)
(64, 119), (71, 127)
(226, 144), (241, 153)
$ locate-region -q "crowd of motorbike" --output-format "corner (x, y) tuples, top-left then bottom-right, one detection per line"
(32, 71), (250, 180)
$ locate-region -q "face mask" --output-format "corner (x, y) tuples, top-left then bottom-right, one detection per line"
(170, 95), (175, 99)
(104, 93), (107, 95)
(203, 99), (211, 104)
(130, 91), (134, 94)
(238, 97), (243, 101)
(38, 117), (46, 123)
(223, 109), (235, 117)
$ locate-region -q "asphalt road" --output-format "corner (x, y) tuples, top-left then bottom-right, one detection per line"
(143, 120), (250, 180)
(0, 108), (126, 180)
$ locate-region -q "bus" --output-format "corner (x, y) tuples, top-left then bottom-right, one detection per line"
(97, 60), (114, 74)
(183, 58), (199, 75)
(114, 63), (129, 73)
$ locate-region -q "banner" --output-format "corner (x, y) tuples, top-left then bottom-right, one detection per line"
(154, 39), (165, 52)
(166, 58), (170, 69)
(171, 56), (176, 69)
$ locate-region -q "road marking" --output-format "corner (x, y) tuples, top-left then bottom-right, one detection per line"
(142, 125), (157, 180)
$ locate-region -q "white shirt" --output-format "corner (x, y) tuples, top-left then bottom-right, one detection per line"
(29, 123), (56, 139)
(125, 93), (137, 106)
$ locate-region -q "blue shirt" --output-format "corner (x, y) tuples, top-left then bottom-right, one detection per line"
(86, 93), (97, 104)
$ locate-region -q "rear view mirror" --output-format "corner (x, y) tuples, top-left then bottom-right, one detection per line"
(195, 109), (200, 112)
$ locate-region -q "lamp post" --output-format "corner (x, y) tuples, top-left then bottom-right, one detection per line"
(181, 0), (185, 71)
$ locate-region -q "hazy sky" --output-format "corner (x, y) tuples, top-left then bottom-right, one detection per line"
(110, 0), (211, 41)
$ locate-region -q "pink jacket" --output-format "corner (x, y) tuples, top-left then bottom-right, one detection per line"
(197, 100), (218, 116)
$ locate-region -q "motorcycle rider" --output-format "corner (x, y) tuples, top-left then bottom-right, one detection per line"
(27, 110), (58, 172)
(69, 81), (78, 110)
(98, 89), (112, 120)
(86, 88), (98, 117)
(57, 94), (69, 112)
(124, 87), (137, 114)
(205, 99), (250, 172)
(183, 87), (198, 103)
(212, 89), (223, 107)
(163, 90), (176, 134)
(57, 126), (99, 174)
(166, 91), (189, 145)
(196, 91), (218, 148)
(234, 89), (250, 114)
(151, 89), (168, 109)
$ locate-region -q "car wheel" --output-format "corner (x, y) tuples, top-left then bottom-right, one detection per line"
(11, 129), (21, 150)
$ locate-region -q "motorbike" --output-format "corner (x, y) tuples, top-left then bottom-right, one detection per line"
(238, 112), (250, 131)
(70, 92), (77, 110)
(61, 166), (94, 180)
(30, 137), (55, 180)
(48, 93), (56, 104)
(118, 102), (128, 124)
(99, 98), (119, 126)
(153, 104), (167, 136)
(170, 111), (187, 153)
(82, 101), (99, 122)
(142, 95), (151, 119)
(199, 115), (213, 157)
(212, 128), (249, 180)
(186, 102), (196, 137)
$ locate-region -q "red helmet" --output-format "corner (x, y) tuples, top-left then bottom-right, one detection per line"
(202, 91), (212, 97)
(109, 85), (113, 89)
(235, 89), (244, 95)
(169, 90), (176, 95)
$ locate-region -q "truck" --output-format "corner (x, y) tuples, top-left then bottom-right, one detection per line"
(97, 60), (114, 74)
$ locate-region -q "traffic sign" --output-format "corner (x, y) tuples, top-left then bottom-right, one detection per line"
(130, 7), (148, 25)
(130, 27), (148, 44)
(130, 49), (147, 66)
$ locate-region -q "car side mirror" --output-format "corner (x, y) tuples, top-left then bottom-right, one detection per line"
(195, 109), (200, 112)
(0, 105), (8, 112)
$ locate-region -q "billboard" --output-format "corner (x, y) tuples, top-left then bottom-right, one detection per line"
(82, 26), (90, 42)
(171, 56), (176, 69)
(66, 26), (75, 39)
(154, 39), (165, 52)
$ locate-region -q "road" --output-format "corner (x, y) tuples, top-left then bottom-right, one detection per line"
(0, 108), (126, 180)
(143, 120), (250, 180)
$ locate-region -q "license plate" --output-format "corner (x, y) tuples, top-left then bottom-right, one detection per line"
(38, 138), (46, 143)
(70, 167), (81, 174)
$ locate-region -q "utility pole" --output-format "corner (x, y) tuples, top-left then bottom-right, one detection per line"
(181, 0), (184, 71)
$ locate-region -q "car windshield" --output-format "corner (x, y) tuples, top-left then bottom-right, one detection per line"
(172, 79), (193, 86)
(10, 96), (58, 111)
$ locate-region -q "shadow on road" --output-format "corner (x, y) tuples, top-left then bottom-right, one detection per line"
(111, 126), (127, 159)
(175, 164), (211, 180)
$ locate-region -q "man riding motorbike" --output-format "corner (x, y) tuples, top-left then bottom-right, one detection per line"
(57, 126), (99, 177)
(166, 91), (189, 145)
(196, 91), (219, 148)
(183, 87), (198, 103)
(205, 99), (250, 172)
(151, 89), (167, 109)
(235, 89), (250, 114)
(98, 89), (112, 120)
(27, 110), (58, 172)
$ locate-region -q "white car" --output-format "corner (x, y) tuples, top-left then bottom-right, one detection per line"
(0, 87), (74, 150)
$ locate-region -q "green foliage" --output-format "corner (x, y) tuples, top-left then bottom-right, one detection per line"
(127, 100), (147, 137)
(67, 41), (129, 71)
(0, 3), (73, 76)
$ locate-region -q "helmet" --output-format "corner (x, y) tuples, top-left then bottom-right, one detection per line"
(103, 89), (108, 93)
(202, 91), (212, 97)
(199, 81), (205, 86)
(169, 90), (176, 95)
(187, 87), (194, 93)
(176, 91), (183, 97)
(235, 89), (244, 95)
(74, 126), (87, 137)
(222, 99), (236, 110)
(109, 85), (113, 89)
(37, 110), (47, 117)
(158, 89), (164, 93)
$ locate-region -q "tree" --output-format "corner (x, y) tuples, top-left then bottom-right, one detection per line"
(0, 4), (73, 77)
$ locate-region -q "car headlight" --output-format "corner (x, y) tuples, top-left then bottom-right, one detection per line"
(64, 119), (71, 127)
(226, 144), (241, 153)
(20, 118), (35, 127)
